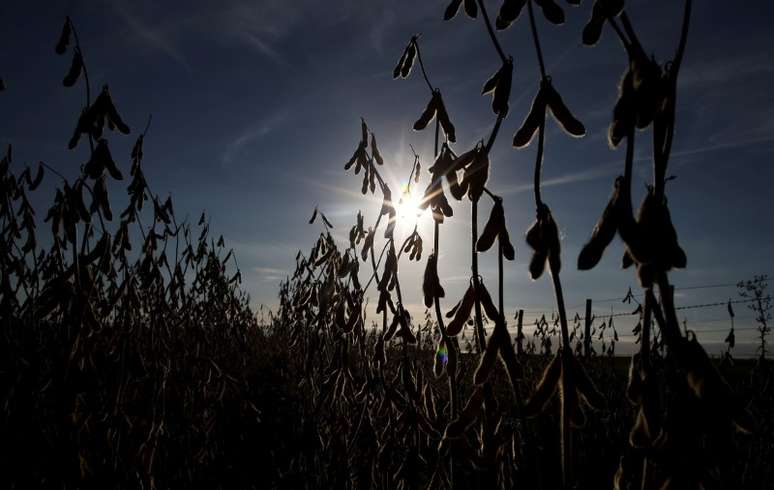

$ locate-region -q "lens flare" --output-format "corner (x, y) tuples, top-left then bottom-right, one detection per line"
(436, 339), (448, 366)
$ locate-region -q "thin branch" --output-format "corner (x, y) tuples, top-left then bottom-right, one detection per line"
(413, 37), (436, 93)
(526, 0), (547, 79)
(477, 0), (508, 63)
(672, 0), (692, 75)
(533, 116), (546, 208)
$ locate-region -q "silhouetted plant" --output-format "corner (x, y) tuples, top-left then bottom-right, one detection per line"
(738, 275), (771, 364)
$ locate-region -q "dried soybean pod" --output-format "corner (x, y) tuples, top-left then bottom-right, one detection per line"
(321, 213), (334, 229)
(361, 227), (374, 261)
(83, 147), (105, 179)
(513, 86), (546, 148)
(444, 0), (464, 20)
(463, 0), (478, 18)
(449, 176), (467, 201)
(393, 45), (408, 79)
(56, 18), (72, 55)
(29, 164), (45, 190)
(384, 208), (397, 238)
(379, 186), (393, 216)
(625, 354), (643, 405)
(473, 327), (501, 385)
(628, 406), (652, 448)
(423, 253), (445, 308)
(578, 177), (622, 270)
(371, 134), (384, 165)
(481, 67), (501, 96)
(435, 93), (456, 142)
(384, 312), (400, 341)
(361, 118), (369, 146)
(496, 0), (527, 30)
(446, 298), (462, 319)
(449, 147), (477, 174)
(544, 79), (585, 137)
(102, 90), (130, 134)
(501, 227), (516, 261)
(477, 200), (504, 252)
(63, 51), (83, 87)
(438, 193), (453, 219)
(447, 285), (476, 336)
(345, 143), (363, 171)
(525, 218), (542, 251)
(523, 352), (562, 417)
(464, 150), (488, 202)
(99, 140), (124, 180)
(401, 40), (416, 78)
(529, 249), (548, 280)
(477, 283), (500, 323)
(609, 69), (635, 147)
(583, 16), (605, 46)
(93, 175), (112, 221)
(535, 0), (565, 24)
(443, 386), (484, 439)
(568, 353), (606, 410)
(413, 94), (438, 131)
(621, 249), (634, 269)
(492, 59), (513, 116)
(498, 334), (523, 387)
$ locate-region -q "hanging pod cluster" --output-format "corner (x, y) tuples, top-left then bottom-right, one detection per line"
(345, 119), (384, 196)
(442, 143), (489, 202)
(578, 181), (687, 288)
(68, 86), (130, 150)
(422, 253), (445, 309)
(481, 58), (513, 117)
(513, 77), (586, 148)
(444, 0), (479, 20)
(445, 279), (499, 337)
(582, 0), (625, 46)
(608, 40), (677, 148)
(419, 144), (455, 223)
(525, 204), (561, 279)
(477, 199), (515, 260)
(402, 230), (423, 262)
(413, 90), (456, 143)
(392, 36), (417, 79)
(473, 318), (523, 390)
(523, 348), (606, 428)
(495, 0), (527, 30)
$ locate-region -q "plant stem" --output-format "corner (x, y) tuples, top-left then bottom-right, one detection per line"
(471, 200), (486, 352)
(413, 37), (435, 93)
(477, 0), (508, 63)
(533, 118), (546, 208)
(526, 0), (547, 79)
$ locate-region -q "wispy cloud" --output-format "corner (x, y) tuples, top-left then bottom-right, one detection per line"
(110, 2), (191, 71)
(498, 132), (774, 195)
(680, 53), (774, 88)
(499, 161), (620, 195)
(218, 1), (305, 64)
(221, 109), (290, 165)
(253, 266), (286, 281)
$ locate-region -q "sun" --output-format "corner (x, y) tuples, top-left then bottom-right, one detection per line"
(395, 184), (423, 223)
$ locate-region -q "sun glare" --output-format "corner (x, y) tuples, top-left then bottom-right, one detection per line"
(395, 183), (423, 223)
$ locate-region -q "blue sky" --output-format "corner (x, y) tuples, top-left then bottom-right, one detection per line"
(1, 0), (773, 354)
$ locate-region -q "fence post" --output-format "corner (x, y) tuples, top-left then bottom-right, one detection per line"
(584, 299), (592, 358)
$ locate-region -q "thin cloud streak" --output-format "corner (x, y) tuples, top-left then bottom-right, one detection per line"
(110, 2), (191, 72)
